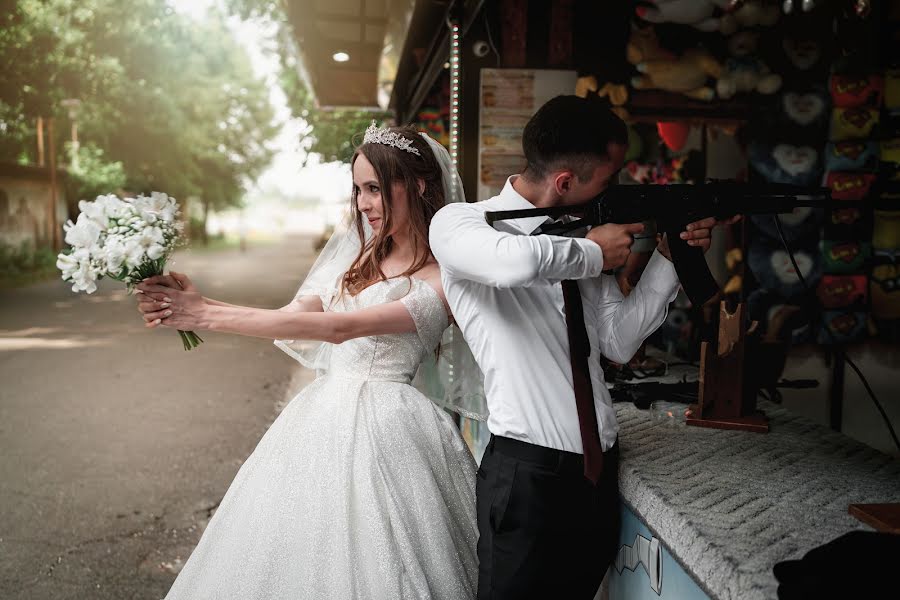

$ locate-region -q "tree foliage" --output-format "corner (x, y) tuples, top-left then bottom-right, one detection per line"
(0, 0), (277, 209)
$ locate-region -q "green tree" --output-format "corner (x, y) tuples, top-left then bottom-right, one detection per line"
(0, 0), (277, 237)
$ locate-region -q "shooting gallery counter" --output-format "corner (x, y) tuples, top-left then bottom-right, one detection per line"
(607, 400), (900, 600)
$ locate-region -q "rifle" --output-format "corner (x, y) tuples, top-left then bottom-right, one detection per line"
(484, 181), (832, 306)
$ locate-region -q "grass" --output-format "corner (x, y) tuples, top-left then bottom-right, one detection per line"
(0, 244), (59, 290)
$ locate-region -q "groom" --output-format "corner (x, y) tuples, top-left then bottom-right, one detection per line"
(430, 95), (726, 599)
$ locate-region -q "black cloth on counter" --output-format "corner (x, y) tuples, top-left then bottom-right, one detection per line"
(773, 530), (900, 598)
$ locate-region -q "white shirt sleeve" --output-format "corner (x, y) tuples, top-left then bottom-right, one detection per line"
(429, 202), (605, 288)
(592, 249), (681, 364)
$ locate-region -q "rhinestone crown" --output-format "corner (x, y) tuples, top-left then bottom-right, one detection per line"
(363, 121), (421, 156)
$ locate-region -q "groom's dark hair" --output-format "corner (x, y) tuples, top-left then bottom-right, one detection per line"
(521, 95), (628, 182)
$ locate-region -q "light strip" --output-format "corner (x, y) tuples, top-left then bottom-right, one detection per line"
(449, 18), (461, 202)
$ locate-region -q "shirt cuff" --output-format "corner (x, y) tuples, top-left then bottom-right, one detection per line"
(573, 238), (605, 278)
(641, 249), (681, 300)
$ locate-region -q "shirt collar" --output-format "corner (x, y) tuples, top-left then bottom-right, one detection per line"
(490, 176), (551, 235)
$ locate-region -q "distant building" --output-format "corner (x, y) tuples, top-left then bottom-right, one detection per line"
(0, 163), (68, 249)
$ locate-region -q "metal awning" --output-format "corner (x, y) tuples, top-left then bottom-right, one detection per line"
(283, 0), (416, 109)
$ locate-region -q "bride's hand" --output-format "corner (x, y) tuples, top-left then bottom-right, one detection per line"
(136, 272), (206, 330)
(136, 282), (210, 331)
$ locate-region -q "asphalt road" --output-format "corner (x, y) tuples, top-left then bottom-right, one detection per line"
(0, 236), (319, 600)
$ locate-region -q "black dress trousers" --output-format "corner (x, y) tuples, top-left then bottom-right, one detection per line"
(476, 435), (621, 600)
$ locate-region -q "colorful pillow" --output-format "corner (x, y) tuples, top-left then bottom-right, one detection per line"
(829, 74), (884, 108)
(825, 204), (872, 240)
(818, 310), (867, 344)
(824, 140), (879, 172)
(749, 237), (821, 299)
(817, 275), (868, 309)
(825, 171), (877, 201)
(829, 107), (879, 141)
(749, 142), (822, 186)
(821, 240), (871, 273)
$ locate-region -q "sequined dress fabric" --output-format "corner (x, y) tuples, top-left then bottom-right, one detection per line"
(164, 278), (478, 599)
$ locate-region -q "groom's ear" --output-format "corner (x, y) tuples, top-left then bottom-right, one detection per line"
(553, 171), (574, 196)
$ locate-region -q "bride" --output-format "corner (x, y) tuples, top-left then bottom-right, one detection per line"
(135, 124), (483, 599)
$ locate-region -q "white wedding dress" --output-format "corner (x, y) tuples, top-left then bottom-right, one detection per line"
(164, 277), (479, 599)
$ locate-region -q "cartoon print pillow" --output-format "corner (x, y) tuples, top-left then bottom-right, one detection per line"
(825, 204), (872, 240)
(748, 237), (821, 299)
(751, 206), (822, 243)
(817, 275), (868, 309)
(824, 140), (879, 172)
(821, 240), (871, 274)
(747, 288), (813, 344)
(829, 74), (884, 108)
(819, 310), (867, 344)
(825, 171), (877, 201)
(829, 107), (879, 141)
(781, 89), (830, 132)
(749, 141), (822, 186)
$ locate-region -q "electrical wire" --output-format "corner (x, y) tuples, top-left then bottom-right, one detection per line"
(772, 215), (900, 453)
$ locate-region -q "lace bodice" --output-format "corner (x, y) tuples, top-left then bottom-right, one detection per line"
(324, 277), (449, 383)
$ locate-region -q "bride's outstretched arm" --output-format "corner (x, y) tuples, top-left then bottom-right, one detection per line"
(136, 279), (418, 343)
(136, 272), (324, 316)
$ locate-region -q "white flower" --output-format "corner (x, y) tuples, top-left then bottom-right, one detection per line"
(64, 214), (102, 248)
(123, 240), (146, 269)
(71, 266), (98, 294)
(103, 241), (126, 273)
(146, 243), (165, 261)
(56, 253), (78, 279)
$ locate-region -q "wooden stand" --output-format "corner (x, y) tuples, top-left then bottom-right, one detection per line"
(687, 302), (769, 433)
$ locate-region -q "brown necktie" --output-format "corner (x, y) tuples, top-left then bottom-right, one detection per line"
(561, 279), (604, 484)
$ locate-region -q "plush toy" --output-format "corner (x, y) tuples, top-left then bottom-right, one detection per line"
(719, 0), (780, 35)
(716, 30), (783, 99)
(634, 0), (735, 32)
(575, 75), (630, 120)
(627, 25), (723, 101)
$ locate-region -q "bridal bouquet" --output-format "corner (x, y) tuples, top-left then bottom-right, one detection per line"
(56, 192), (203, 350)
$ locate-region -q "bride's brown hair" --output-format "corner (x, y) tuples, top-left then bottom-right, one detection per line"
(342, 126), (446, 296)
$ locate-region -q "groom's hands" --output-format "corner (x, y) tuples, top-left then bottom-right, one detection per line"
(585, 222), (645, 270)
(656, 215), (742, 261)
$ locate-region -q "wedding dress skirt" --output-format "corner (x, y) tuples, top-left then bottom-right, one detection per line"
(164, 278), (478, 599)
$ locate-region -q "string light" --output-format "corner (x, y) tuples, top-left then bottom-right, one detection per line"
(449, 18), (461, 201)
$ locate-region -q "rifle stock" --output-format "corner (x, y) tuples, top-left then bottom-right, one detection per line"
(484, 181), (831, 306)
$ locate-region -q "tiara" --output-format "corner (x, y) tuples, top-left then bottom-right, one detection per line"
(363, 121), (421, 156)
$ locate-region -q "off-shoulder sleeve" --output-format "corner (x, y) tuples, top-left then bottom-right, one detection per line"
(400, 281), (449, 351)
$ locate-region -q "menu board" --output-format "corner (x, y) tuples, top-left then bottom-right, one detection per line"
(477, 69), (578, 200)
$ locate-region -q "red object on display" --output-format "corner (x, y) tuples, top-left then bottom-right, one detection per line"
(657, 121), (690, 152)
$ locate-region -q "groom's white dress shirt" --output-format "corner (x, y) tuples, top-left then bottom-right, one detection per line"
(430, 176), (681, 453)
